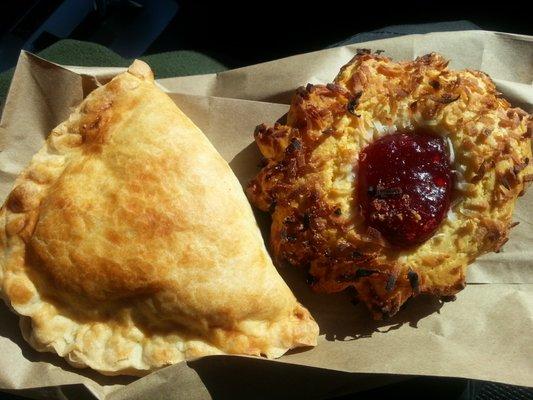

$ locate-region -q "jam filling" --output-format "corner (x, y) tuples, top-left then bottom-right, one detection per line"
(357, 131), (453, 247)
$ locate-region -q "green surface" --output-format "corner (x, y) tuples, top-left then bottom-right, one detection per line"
(0, 39), (228, 106)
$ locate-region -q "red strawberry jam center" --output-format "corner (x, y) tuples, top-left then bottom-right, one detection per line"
(357, 131), (453, 247)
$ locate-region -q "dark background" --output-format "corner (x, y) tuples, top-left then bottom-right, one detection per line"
(1, 0), (532, 72)
(0, 1), (532, 399)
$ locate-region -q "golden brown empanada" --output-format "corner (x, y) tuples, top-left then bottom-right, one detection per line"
(0, 60), (318, 375)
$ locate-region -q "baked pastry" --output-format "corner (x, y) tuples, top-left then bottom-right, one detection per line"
(247, 52), (532, 319)
(0, 60), (318, 375)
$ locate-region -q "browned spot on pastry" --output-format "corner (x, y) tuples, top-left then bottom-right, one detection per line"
(80, 95), (141, 153)
(453, 280), (466, 291)
(513, 158), (529, 175)
(6, 191), (25, 213)
(429, 80), (441, 90)
(523, 120), (532, 139)
(522, 174), (533, 182)
(385, 274), (397, 292)
(105, 229), (124, 245)
(471, 160), (495, 183)
(7, 185), (39, 213)
(7, 279), (33, 305)
(407, 269), (420, 294)
(346, 91), (363, 116)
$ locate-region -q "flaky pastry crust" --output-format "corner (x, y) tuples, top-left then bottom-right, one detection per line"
(0, 60), (318, 375)
(247, 52), (532, 319)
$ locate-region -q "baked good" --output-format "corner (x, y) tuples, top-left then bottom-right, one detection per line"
(247, 52), (532, 319)
(0, 60), (318, 375)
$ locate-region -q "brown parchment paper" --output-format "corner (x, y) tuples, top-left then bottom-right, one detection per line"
(0, 30), (532, 399)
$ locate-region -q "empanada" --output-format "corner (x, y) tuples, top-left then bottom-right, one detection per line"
(247, 52), (532, 319)
(0, 60), (318, 375)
